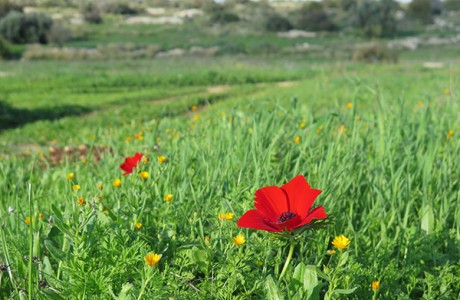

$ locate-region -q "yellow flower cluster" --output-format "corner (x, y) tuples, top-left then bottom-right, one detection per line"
(219, 212), (234, 221)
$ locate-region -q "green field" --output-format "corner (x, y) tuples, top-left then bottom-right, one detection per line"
(0, 56), (458, 299)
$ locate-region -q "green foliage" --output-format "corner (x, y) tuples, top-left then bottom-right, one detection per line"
(0, 35), (12, 58)
(81, 2), (103, 24)
(0, 0), (22, 18)
(0, 11), (52, 44)
(204, 3), (240, 24)
(408, 0), (434, 24)
(264, 13), (293, 32)
(445, 0), (460, 11)
(0, 49), (459, 300)
(346, 0), (400, 37)
(296, 2), (337, 32)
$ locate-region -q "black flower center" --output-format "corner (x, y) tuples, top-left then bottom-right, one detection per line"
(277, 211), (297, 223)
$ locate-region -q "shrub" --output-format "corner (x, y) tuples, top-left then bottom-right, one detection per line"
(408, 0), (433, 24)
(47, 22), (72, 46)
(0, 0), (22, 18)
(101, 1), (143, 15)
(0, 11), (52, 44)
(264, 13), (293, 32)
(0, 35), (12, 58)
(346, 0), (399, 38)
(81, 2), (102, 24)
(204, 3), (240, 24)
(296, 2), (337, 32)
(445, 0), (460, 11)
(353, 43), (398, 63)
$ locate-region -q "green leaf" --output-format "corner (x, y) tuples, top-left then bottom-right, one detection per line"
(265, 275), (284, 300)
(292, 263), (319, 300)
(333, 287), (358, 295)
(44, 239), (66, 261)
(421, 205), (434, 234)
(338, 252), (349, 268)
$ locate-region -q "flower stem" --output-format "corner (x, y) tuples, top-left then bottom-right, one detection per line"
(278, 238), (295, 282)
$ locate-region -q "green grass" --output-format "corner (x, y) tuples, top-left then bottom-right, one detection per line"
(0, 57), (459, 299)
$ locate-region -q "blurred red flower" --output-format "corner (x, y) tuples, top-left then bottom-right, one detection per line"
(237, 175), (327, 232)
(120, 152), (143, 176)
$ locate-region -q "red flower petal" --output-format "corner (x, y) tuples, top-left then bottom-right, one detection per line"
(237, 209), (282, 232)
(120, 152), (143, 175)
(254, 186), (288, 221)
(281, 175), (322, 219)
(298, 206), (327, 227)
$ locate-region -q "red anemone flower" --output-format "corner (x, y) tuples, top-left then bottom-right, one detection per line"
(120, 152), (143, 176)
(237, 175), (327, 232)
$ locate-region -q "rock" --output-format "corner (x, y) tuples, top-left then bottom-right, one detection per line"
(278, 30), (317, 39)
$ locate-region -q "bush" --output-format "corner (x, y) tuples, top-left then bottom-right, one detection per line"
(204, 3), (240, 24)
(264, 13), (293, 32)
(408, 0), (433, 24)
(81, 2), (102, 24)
(101, 1), (143, 15)
(346, 0), (399, 38)
(0, 0), (22, 18)
(296, 2), (337, 32)
(353, 43), (398, 63)
(445, 0), (460, 11)
(0, 35), (12, 58)
(47, 22), (72, 46)
(0, 11), (52, 44)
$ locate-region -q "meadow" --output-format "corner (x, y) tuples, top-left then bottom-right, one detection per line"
(0, 55), (458, 299)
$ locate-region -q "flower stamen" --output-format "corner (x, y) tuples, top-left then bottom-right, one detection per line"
(277, 211), (297, 223)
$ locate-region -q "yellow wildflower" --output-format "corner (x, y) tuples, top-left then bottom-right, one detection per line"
(294, 136), (301, 144)
(77, 197), (85, 206)
(338, 125), (347, 134)
(299, 122), (306, 128)
(67, 172), (74, 181)
(164, 194), (173, 203)
(224, 212), (234, 221)
(135, 222), (142, 230)
(327, 249), (336, 255)
(372, 281), (380, 291)
(134, 132), (143, 140)
(193, 115), (199, 122)
(219, 212), (234, 221)
(143, 157), (149, 163)
(204, 236), (210, 244)
(25, 217), (32, 225)
(447, 130), (454, 140)
(97, 183), (103, 190)
(157, 156), (166, 163)
(139, 171), (149, 180)
(113, 179), (121, 188)
(72, 184), (81, 191)
(125, 136), (133, 142)
(332, 235), (350, 250)
(233, 234), (246, 246)
(38, 213), (44, 219)
(144, 252), (161, 267)
(443, 88), (450, 95)
(346, 103), (353, 109)
(191, 105), (198, 111)
(418, 101), (423, 107)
